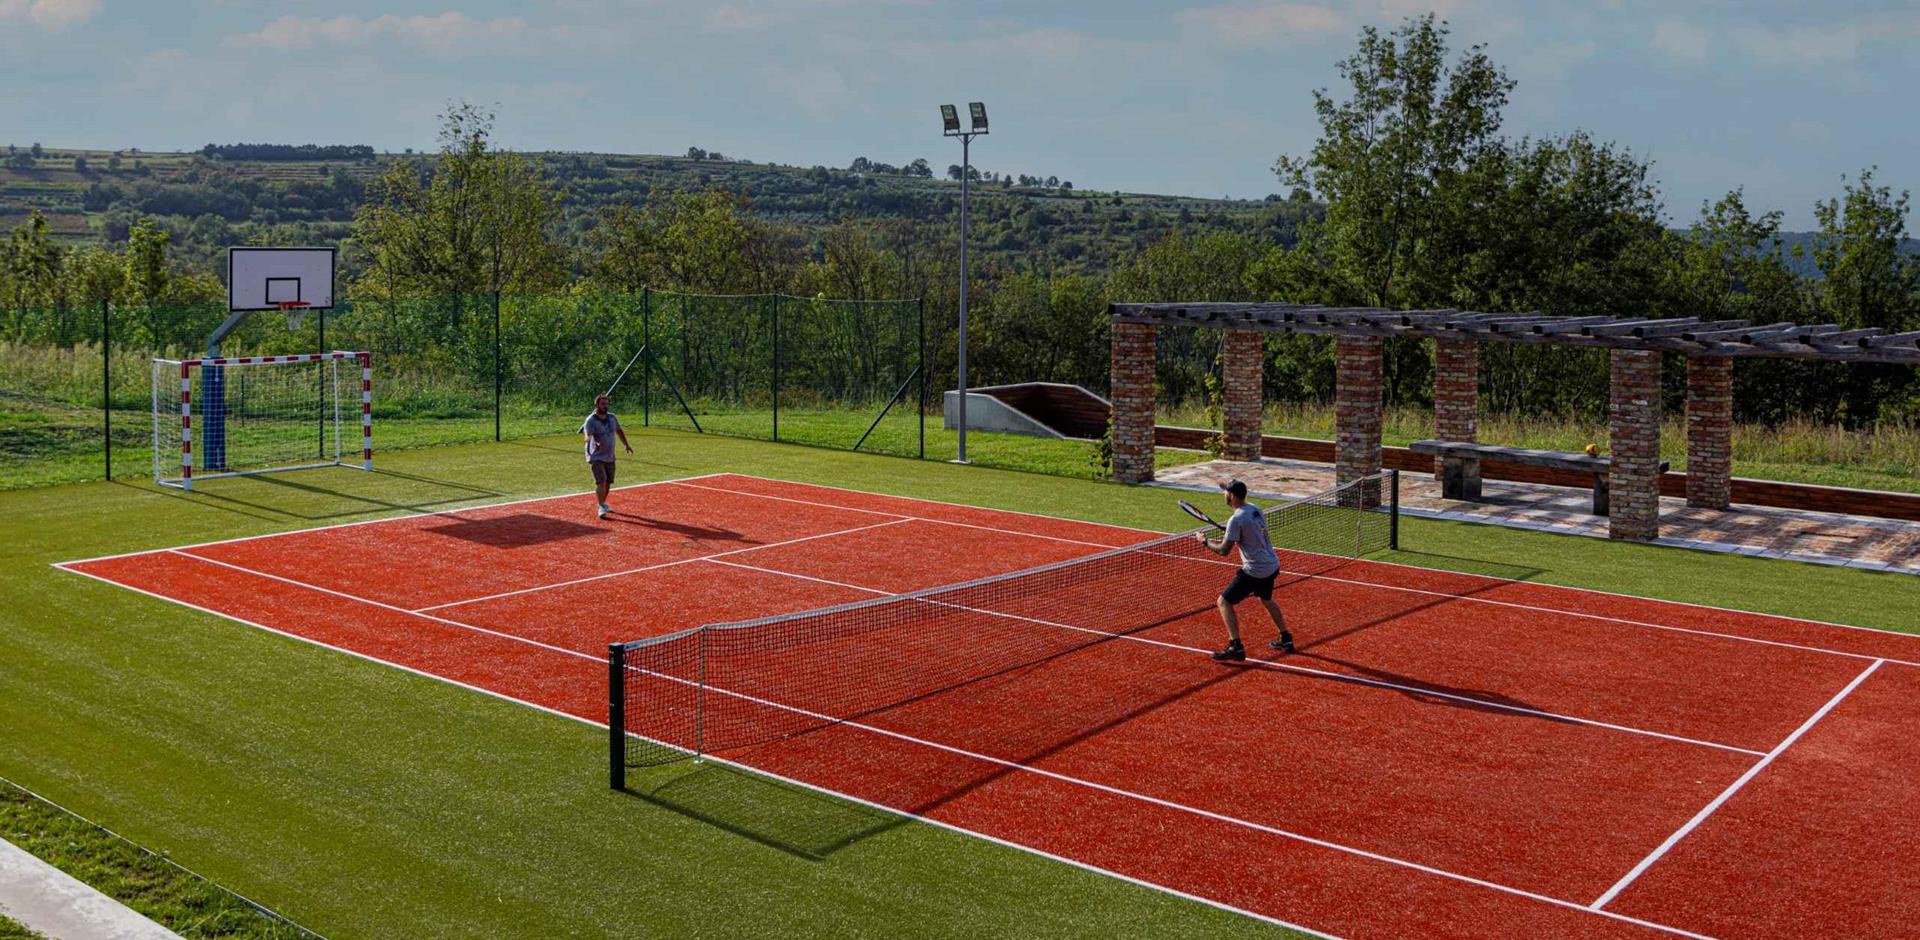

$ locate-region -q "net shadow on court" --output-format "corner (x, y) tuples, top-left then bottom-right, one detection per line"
(622, 762), (907, 861)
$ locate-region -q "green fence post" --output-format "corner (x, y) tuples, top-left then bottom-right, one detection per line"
(101, 297), (111, 481)
(492, 291), (502, 442)
(771, 294), (781, 442)
(642, 288), (651, 427)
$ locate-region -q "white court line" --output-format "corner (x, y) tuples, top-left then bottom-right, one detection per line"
(166, 551), (604, 665)
(1589, 659), (1885, 911)
(687, 477), (1920, 669)
(52, 560), (1344, 940)
(625, 648), (1716, 940)
(55, 516), (1715, 938)
(670, 479), (1156, 549)
(690, 472), (1158, 540)
(415, 518), (914, 612)
(701, 558), (1766, 757)
(57, 473), (733, 566)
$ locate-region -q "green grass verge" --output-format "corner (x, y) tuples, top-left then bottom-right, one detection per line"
(1, 428), (1913, 939)
(0, 781), (314, 939)
(0, 912), (43, 940)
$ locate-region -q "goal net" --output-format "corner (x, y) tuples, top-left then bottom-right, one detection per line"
(153, 352), (372, 490)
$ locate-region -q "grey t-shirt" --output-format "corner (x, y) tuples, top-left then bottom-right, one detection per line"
(582, 412), (621, 463)
(1224, 504), (1280, 578)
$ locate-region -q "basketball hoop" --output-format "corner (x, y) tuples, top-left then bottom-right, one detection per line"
(278, 300), (312, 331)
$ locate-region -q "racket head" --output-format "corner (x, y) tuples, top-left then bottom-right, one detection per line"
(1178, 499), (1225, 530)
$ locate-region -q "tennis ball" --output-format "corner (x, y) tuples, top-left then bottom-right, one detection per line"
(1584, 444), (1598, 456)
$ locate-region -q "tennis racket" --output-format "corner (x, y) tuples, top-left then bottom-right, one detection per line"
(1178, 499), (1226, 531)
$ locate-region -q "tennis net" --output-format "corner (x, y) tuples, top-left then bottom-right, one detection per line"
(608, 471), (1398, 787)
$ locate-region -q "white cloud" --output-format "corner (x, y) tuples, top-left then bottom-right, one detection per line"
(0, 0), (101, 31)
(226, 12), (534, 57)
(1651, 20), (1710, 63)
(1178, 1), (1346, 49)
(1731, 22), (1862, 66)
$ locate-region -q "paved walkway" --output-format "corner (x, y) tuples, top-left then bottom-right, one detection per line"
(0, 837), (182, 940)
(1156, 458), (1920, 575)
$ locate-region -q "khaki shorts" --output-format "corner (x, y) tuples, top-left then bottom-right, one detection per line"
(590, 460), (615, 486)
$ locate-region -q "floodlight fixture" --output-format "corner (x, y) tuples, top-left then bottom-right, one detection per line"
(936, 99), (989, 461)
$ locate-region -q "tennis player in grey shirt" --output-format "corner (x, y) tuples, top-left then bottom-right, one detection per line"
(1195, 479), (1293, 662)
(582, 394), (633, 519)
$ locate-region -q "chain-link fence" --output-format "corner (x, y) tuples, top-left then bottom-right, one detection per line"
(0, 289), (924, 489)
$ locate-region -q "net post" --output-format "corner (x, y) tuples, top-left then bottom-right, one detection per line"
(608, 644), (626, 791)
(695, 627), (707, 763)
(101, 297), (111, 481)
(1389, 469), (1400, 550)
(771, 293), (781, 442)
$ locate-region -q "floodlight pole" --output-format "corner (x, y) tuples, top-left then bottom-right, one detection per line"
(957, 132), (971, 463)
(943, 102), (987, 464)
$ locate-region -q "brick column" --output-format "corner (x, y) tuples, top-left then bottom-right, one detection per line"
(1221, 329), (1264, 462)
(1110, 321), (1157, 484)
(1685, 355), (1733, 510)
(1433, 339), (1479, 476)
(1335, 336), (1384, 508)
(1607, 349), (1662, 541)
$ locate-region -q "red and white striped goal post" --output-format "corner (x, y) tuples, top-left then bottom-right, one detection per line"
(168, 351), (373, 490)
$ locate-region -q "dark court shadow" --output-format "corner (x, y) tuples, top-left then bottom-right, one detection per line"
(621, 762), (906, 860)
(424, 512), (603, 547)
(603, 510), (755, 546)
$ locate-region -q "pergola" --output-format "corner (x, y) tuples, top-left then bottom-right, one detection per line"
(1107, 303), (1920, 540)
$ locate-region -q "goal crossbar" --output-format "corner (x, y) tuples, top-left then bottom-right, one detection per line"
(153, 351), (372, 490)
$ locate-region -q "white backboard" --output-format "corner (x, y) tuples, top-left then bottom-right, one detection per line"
(228, 247), (336, 312)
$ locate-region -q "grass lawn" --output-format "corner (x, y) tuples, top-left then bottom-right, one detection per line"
(1, 427), (1914, 938)
(0, 913), (42, 940)
(0, 780), (314, 938)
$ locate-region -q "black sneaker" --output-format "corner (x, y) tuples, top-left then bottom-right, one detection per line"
(1211, 642), (1246, 662)
(1268, 633), (1295, 654)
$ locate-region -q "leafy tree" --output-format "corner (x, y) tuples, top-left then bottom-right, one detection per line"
(1805, 168), (1920, 424)
(2, 211), (65, 308)
(589, 189), (793, 295)
(122, 216), (170, 305)
(1275, 15), (1512, 309)
(353, 102), (566, 298)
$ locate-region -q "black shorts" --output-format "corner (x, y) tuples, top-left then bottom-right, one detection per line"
(590, 461), (615, 486)
(1221, 570), (1277, 604)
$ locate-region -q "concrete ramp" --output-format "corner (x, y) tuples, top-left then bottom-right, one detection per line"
(943, 383), (1112, 439)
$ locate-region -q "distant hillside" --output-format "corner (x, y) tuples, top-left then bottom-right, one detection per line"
(0, 144), (1314, 282)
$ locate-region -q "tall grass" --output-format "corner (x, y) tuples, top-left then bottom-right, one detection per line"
(1161, 401), (1920, 493)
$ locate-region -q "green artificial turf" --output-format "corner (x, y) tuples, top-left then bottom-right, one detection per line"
(1, 426), (1913, 939)
(0, 781), (314, 938)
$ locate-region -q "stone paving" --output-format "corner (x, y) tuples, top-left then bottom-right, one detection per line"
(1156, 458), (1920, 575)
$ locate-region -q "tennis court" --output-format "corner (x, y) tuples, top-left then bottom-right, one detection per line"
(56, 472), (1920, 939)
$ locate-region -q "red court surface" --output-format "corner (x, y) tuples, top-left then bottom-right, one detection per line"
(57, 472), (1920, 939)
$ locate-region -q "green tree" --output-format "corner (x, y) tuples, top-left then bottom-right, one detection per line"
(1275, 15), (1513, 309)
(589, 190), (794, 295)
(1806, 168), (1920, 425)
(2, 211), (65, 308)
(353, 102), (566, 298)
(122, 217), (170, 305)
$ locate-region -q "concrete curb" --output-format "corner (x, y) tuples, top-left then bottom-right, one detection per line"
(0, 836), (182, 940)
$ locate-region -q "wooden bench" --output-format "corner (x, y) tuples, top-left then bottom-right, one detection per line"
(1407, 440), (1670, 516)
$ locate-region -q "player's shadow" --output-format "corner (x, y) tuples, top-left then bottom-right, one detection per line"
(425, 512), (604, 547)
(620, 762), (906, 860)
(602, 511), (756, 546)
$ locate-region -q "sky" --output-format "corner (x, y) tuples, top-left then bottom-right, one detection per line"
(2, 0), (1916, 229)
